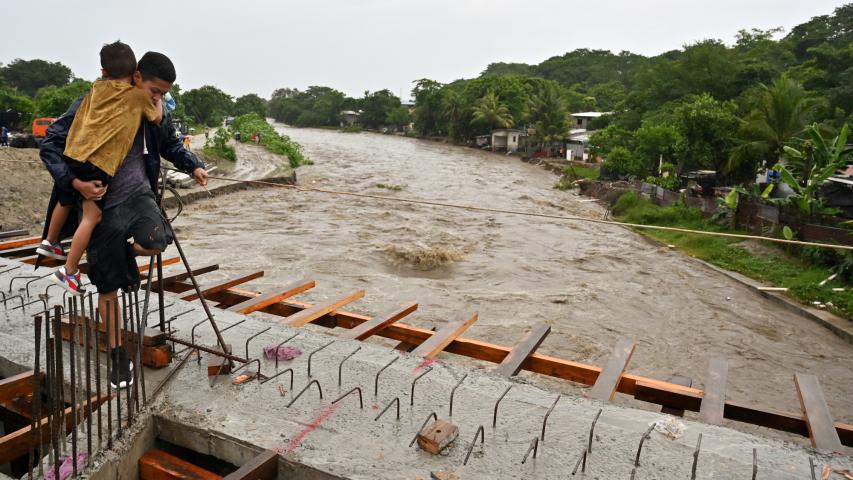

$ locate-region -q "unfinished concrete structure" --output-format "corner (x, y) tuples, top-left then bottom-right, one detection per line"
(0, 234), (851, 479)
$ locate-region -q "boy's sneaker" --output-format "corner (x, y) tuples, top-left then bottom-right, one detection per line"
(109, 347), (134, 390)
(52, 266), (86, 296)
(36, 239), (67, 261)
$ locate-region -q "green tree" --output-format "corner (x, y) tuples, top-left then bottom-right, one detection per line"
(527, 85), (568, 146)
(33, 79), (91, 117)
(0, 87), (36, 128)
(360, 89), (400, 129)
(182, 85), (234, 126)
(729, 76), (820, 174)
(603, 146), (646, 177)
(412, 79), (446, 136)
(233, 93), (268, 118)
(386, 106), (411, 130)
(1, 59), (73, 96)
(673, 94), (739, 174)
(471, 91), (514, 130)
(441, 89), (465, 138)
(634, 121), (681, 169)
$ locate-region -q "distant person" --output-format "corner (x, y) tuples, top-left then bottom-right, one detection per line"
(38, 40), (164, 298)
(0, 125), (9, 147)
(204, 127), (210, 140)
(183, 135), (191, 150)
(256, 132), (261, 144)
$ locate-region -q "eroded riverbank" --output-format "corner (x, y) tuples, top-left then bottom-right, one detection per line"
(171, 125), (853, 437)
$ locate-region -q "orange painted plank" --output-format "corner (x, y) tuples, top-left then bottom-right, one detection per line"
(411, 312), (478, 359)
(227, 279), (315, 314)
(182, 271), (265, 301)
(0, 371), (42, 404)
(341, 302), (418, 340)
(138, 256), (180, 272)
(284, 289), (365, 327)
(588, 338), (636, 401)
(794, 373), (843, 451)
(493, 323), (551, 377)
(0, 235), (40, 251)
(223, 450), (279, 480)
(139, 449), (223, 480)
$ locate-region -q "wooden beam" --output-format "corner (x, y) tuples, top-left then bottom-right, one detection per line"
(0, 229), (28, 240)
(493, 323), (551, 377)
(223, 450), (279, 480)
(0, 394), (106, 465)
(341, 302), (418, 340)
(284, 289), (366, 327)
(181, 271), (265, 301)
(139, 448), (223, 480)
(699, 358), (728, 425)
(159, 283), (853, 445)
(227, 279), (315, 314)
(794, 373), (843, 451)
(148, 264), (220, 292)
(660, 376), (692, 416)
(588, 338), (636, 401)
(0, 235), (40, 251)
(138, 256), (181, 272)
(411, 312), (478, 359)
(0, 371), (42, 404)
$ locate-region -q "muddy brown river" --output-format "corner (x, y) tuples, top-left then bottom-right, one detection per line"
(173, 124), (853, 436)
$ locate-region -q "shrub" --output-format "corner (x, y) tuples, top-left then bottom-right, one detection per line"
(603, 147), (646, 177)
(231, 113), (311, 168)
(202, 127), (236, 161)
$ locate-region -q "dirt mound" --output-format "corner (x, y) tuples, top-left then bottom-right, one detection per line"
(0, 148), (53, 234)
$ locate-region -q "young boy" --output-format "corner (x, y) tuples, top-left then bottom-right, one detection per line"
(37, 41), (163, 295)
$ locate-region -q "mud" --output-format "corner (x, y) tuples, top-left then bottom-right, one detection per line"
(0, 147), (54, 234)
(71, 126), (853, 435)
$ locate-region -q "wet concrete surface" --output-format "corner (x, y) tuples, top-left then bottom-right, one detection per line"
(0, 260), (851, 478)
(169, 125), (853, 431)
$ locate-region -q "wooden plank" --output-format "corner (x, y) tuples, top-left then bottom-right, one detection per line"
(139, 448), (223, 480)
(0, 371), (42, 404)
(416, 419), (459, 454)
(794, 372), (843, 451)
(0, 394), (107, 465)
(699, 358), (728, 424)
(223, 450), (279, 480)
(661, 376), (692, 416)
(341, 301), (418, 340)
(138, 256), (181, 272)
(159, 283), (853, 445)
(227, 279), (315, 314)
(0, 235), (40, 251)
(588, 338), (636, 401)
(0, 229), (28, 240)
(149, 264), (221, 292)
(284, 289), (366, 327)
(493, 323), (551, 377)
(411, 312), (478, 359)
(181, 271), (264, 301)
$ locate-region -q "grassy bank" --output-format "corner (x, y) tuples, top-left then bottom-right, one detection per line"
(555, 165), (600, 190)
(612, 192), (853, 319)
(231, 113), (312, 168)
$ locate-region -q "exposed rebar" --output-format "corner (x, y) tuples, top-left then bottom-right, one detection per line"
(493, 385), (512, 429)
(409, 412), (438, 448)
(286, 379), (323, 408)
(374, 397), (400, 422)
(331, 387), (363, 409)
(463, 425), (485, 466)
(410, 366), (433, 406)
(540, 394), (561, 441)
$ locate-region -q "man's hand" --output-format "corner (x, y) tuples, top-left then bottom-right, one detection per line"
(192, 167), (209, 187)
(72, 178), (107, 201)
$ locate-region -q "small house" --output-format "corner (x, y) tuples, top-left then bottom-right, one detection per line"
(340, 110), (361, 127)
(569, 112), (611, 130)
(565, 129), (590, 161)
(490, 128), (527, 152)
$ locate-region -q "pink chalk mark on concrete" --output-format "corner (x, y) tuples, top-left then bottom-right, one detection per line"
(413, 357), (435, 373)
(284, 403), (341, 453)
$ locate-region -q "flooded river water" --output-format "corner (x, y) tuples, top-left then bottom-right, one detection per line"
(173, 125), (853, 430)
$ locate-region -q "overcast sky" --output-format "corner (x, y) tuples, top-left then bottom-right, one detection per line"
(2, 0), (845, 100)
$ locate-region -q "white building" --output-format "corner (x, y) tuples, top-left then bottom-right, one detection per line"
(490, 128), (527, 152)
(569, 112), (611, 130)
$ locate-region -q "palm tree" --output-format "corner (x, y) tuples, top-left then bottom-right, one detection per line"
(527, 86), (568, 148)
(441, 90), (465, 138)
(728, 75), (820, 174)
(471, 91), (514, 130)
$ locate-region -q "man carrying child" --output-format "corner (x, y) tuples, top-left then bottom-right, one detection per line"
(39, 42), (208, 389)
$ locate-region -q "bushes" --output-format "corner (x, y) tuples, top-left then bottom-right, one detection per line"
(603, 147), (646, 178)
(202, 128), (236, 162)
(231, 113), (311, 168)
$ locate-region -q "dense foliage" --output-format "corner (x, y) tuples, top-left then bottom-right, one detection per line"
(230, 113), (309, 168)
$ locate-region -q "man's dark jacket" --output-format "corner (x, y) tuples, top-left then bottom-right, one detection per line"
(39, 95), (204, 240)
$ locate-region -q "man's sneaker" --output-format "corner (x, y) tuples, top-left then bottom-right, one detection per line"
(36, 239), (67, 261)
(51, 266), (86, 296)
(109, 347), (134, 390)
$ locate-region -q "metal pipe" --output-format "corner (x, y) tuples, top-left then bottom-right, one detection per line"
(463, 425), (485, 466)
(374, 397), (400, 422)
(374, 356), (399, 397)
(540, 394), (561, 441)
(260, 368), (293, 389)
(410, 366), (433, 406)
(274, 331), (301, 370)
(409, 412), (438, 448)
(634, 424), (655, 467)
(245, 326), (271, 359)
(449, 373), (467, 417)
(337, 346), (360, 387)
(492, 385), (512, 429)
(307, 341), (334, 377)
(331, 387), (363, 409)
(286, 379), (323, 408)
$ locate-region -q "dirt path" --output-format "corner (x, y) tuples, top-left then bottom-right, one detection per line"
(171, 125), (853, 438)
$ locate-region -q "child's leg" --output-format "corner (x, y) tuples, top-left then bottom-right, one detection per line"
(45, 203), (72, 243)
(64, 200), (102, 274)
